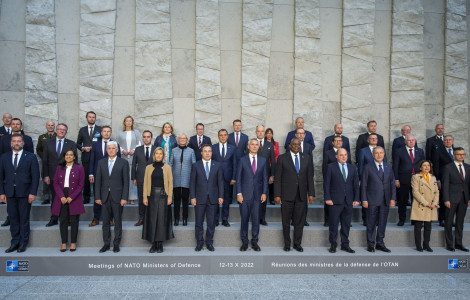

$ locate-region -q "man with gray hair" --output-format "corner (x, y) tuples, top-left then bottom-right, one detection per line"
(392, 125), (418, 161)
(255, 125), (275, 226)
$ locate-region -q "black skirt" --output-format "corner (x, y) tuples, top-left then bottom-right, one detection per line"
(142, 187), (174, 243)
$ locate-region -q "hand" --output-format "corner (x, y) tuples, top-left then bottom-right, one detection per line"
(468, 201), (470, 207)
(308, 196), (314, 204)
(0, 194), (6, 204)
(191, 198), (196, 206)
(61, 197), (67, 204)
(437, 182), (442, 190)
(445, 201), (450, 208)
(237, 194), (243, 204)
(268, 176), (274, 184)
(390, 200), (396, 207)
(218, 198), (223, 205)
(133, 180), (137, 186)
(89, 176), (94, 183)
(44, 177), (50, 185)
(95, 199), (102, 205)
(120, 200), (127, 206)
(167, 197), (172, 205)
(143, 199), (148, 206)
(395, 180), (400, 188)
(28, 194), (35, 204)
(274, 197), (281, 205)
(84, 147), (91, 152)
(66, 197), (73, 204)
(230, 180), (236, 185)
(353, 201), (360, 207)
(362, 201), (369, 208)
(261, 194), (266, 203)
(129, 150), (135, 155)
(325, 200), (333, 206)
(122, 150), (129, 156)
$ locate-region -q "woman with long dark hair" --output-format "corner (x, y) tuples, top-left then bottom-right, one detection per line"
(265, 128), (279, 205)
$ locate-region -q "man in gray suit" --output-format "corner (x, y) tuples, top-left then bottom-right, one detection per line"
(95, 141), (129, 253)
(131, 130), (155, 226)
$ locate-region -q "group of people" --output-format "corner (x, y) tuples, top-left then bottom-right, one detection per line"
(0, 111), (469, 255)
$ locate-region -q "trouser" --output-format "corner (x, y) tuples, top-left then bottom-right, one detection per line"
(328, 203), (352, 247)
(173, 187), (189, 221)
(59, 204), (80, 243)
(397, 182), (412, 222)
(240, 196), (260, 245)
(7, 194), (31, 247)
(445, 193), (467, 248)
(216, 180), (231, 221)
(366, 203), (390, 247)
(281, 189), (306, 246)
(137, 183), (145, 221)
(102, 194), (123, 247)
(42, 181), (51, 201)
(82, 160), (91, 202)
(49, 180), (58, 222)
(195, 198), (217, 246)
(414, 221), (431, 248)
(438, 192), (447, 223)
(260, 188), (268, 222)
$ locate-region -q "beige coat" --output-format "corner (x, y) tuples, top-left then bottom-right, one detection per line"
(143, 163), (173, 202)
(410, 173), (439, 221)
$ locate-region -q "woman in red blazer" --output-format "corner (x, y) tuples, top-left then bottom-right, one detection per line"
(52, 150), (85, 252)
(265, 128), (279, 205)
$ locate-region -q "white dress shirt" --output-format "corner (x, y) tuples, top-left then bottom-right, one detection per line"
(455, 162), (466, 178)
(64, 165), (72, 188)
(11, 150), (23, 166)
(218, 143), (227, 157)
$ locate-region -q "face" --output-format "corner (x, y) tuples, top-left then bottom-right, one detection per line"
(420, 162), (431, 174)
(201, 146), (212, 161)
(178, 135), (188, 147)
(368, 135), (378, 146)
(46, 121), (55, 133)
(3, 114), (12, 126)
(56, 125), (67, 139)
(107, 144), (118, 158)
(401, 126), (411, 136)
(334, 124), (343, 135)
(289, 139), (301, 154)
(332, 137), (343, 149)
(265, 130), (273, 141)
(454, 150), (466, 164)
(11, 120), (22, 133)
(233, 121), (242, 132)
(124, 117), (133, 128)
(101, 127), (111, 140)
(256, 126), (265, 140)
(218, 130), (228, 144)
(153, 149), (164, 162)
(372, 148), (385, 163)
(86, 113), (96, 125)
(248, 140), (259, 154)
(196, 125), (204, 136)
(435, 125), (444, 136)
(295, 118), (304, 129)
(64, 150), (75, 164)
(405, 136), (416, 148)
(11, 136), (24, 152)
(163, 123), (172, 134)
(444, 136), (453, 148)
(336, 149), (348, 164)
(367, 122), (377, 133)
(295, 129), (306, 141)
(142, 132), (152, 145)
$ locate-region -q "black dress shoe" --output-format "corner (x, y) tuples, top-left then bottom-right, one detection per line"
(195, 244), (203, 252)
(113, 246), (120, 253)
(215, 220), (219, 227)
(304, 221), (309, 226)
(41, 199), (50, 205)
(17, 245), (26, 253)
(206, 244), (215, 252)
(156, 242), (163, 253)
(83, 198), (90, 204)
(252, 243), (261, 252)
(323, 222), (328, 227)
(293, 245), (303, 252)
(269, 200), (275, 205)
(456, 245), (470, 252)
(439, 220), (445, 227)
(174, 219), (179, 226)
(60, 248), (67, 253)
(46, 219), (58, 227)
(423, 246), (433, 252)
(416, 247), (423, 252)
(5, 245), (19, 253)
(222, 220), (230, 227)
(1, 218), (10, 227)
(328, 246), (337, 253)
(446, 246), (455, 252)
(99, 245), (110, 253)
(362, 221), (367, 226)
(149, 244), (157, 253)
(397, 221), (404, 226)
(183, 219), (187, 226)
(240, 244), (248, 252)
(367, 246), (375, 252)
(283, 244), (290, 252)
(376, 245), (391, 253)
(260, 220), (268, 226)
(341, 246), (355, 253)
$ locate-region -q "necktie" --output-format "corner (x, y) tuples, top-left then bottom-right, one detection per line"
(89, 127), (93, 139)
(108, 159), (114, 175)
(259, 140), (263, 152)
(8, 128), (11, 135)
(198, 136), (202, 149)
(104, 141), (108, 157)
(409, 148), (415, 174)
(145, 146), (149, 162)
(222, 144), (225, 158)
(379, 164), (384, 181)
(13, 153), (18, 170)
(459, 164), (465, 181)
(252, 156), (256, 174)
(205, 162), (210, 180)
(236, 133), (239, 147)
(57, 140), (62, 157)
(448, 148), (453, 161)
(295, 154), (300, 173)
(341, 164), (347, 182)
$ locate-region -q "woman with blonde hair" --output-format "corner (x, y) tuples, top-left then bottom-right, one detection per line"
(154, 122), (177, 164)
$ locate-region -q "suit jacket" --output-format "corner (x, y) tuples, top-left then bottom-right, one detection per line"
(322, 149), (351, 178)
(0, 134), (34, 156)
(426, 135), (443, 161)
(0, 151), (40, 198)
(228, 131), (249, 160)
(169, 146), (196, 188)
(355, 132), (385, 163)
(188, 135), (212, 161)
(391, 136), (419, 161)
(189, 160), (224, 205)
(323, 135), (350, 157)
(51, 164), (85, 216)
(211, 143), (237, 182)
(410, 174), (439, 222)
(154, 134), (177, 150)
(274, 152), (315, 201)
(236, 154), (269, 202)
(284, 129), (315, 151)
(257, 140), (275, 177)
(131, 144), (155, 184)
(323, 162), (359, 205)
(76, 125), (101, 163)
(392, 146), (425, 184)
(89, 139), (121, 177)
(301, 141), (314, 157)
(95, 157), (129, 203)
(357, 146), (388, 178)
(441, 162), (470, 204)
(42, 138), (77, 179)
(431, 144), (454, 181)
(361, 162), (396, 206)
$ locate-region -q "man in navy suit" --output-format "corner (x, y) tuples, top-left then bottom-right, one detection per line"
(391, 125), (418, 161)
(236, 139), (268, 251)
(393, 134), (424, 225)
(228, 119), (249, 161)
(355, 120), (385, 163)
(255, 125), (275, 226)
(0, 118), (34, 155)
(190, 144), (224, 252)
(323, 123), (350, 157)
(88, 126), (120, 226)
(284, 117), (315, 151)
(212, 129), (237, 227)
(324, 148), (359, 253)
(0, 113), (13, 138)
(361, 146), (396, 253)
(0, 134), (40, 253)
(188, 123), (212, 161)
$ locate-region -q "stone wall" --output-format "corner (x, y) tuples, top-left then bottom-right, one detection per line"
(1, 0), (469, 197)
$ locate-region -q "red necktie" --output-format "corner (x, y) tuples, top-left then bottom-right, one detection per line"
(198, 136), (202, 149)
(252, 156), (256, 174)
(236, 133), (239, 147)
(459, 164), (465, 181)
(409, 149), (415, 174)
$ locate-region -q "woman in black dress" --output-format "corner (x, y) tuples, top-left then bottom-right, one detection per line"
(142, 147), (174, 253)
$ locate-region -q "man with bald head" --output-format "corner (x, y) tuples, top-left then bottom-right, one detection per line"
(426, 124), (444, 161)
(323, 123), (350, 157)
(0, 113), (13, 138)
(36, 121), (56, 206)
(392, 125), (418, 161)
(284, 117), (315, 151)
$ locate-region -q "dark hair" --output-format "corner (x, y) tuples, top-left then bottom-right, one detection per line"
(295, 128), (305, 134)
(86, 111), (96, 118)
(218, 129), (228, 135)
(11, 118), (22, 125)
(368, 133), (378, 139)
(10, 133), (23, 141)
(59, 150), (78, 170)
(143, 130), (153, 138)
(417, 160), (434, 175)
(332, 136), (342, 142)
(454, 147), (465, 153)
(201, 144), (212, 151)
(265, 128), (275, 144)
(101, 125), (112, 132)
(160, 122), (173, 135)
(196, 123), (204, 129)
(57, 123), (68, 130)
(232, 119), (241, 125)
(123, 116), (134, 130)
(367, 120), (377, 127)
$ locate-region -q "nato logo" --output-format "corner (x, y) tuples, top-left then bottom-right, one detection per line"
(448, 259), (468, 270)
(6, 261), (18, 272)
(6, 260), (29, 272)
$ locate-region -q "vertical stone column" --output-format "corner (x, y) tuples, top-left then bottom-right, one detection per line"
(195, 0), (221, 139)
(390, 0), (425, 149)
(79, 0), (116, 128)
(134, 0), (172, 135)
(241, 0), (273, 135)
(445, 0), (468, 150)
(24, 0), (58, 141)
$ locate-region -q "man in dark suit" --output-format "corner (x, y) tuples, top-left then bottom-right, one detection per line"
(355, 120), (385, 163)
(322, 136), (351, 227)
(432, 135), (455, 226)
(88, 126), (120, 226)
(274, 138), (315, 252)
(0, 118), (34, 155)
(76, 111), (101, 204)
(361, 146), (396, 253)
(284, 117), (315, 151)
(393, 134), (424, 225)
(391, 125), (417, 160)
(236, 139), (268, 251)
(0, 113), (13, 138)
(42, 123), (77, 227)
(296, 128), (313, 226)
(95, 141), (129, 253)
(131, 130), (155, 226)
(35, 121), (56, 206)
(212, 129), (237, 227)
(255, 125), (275, 226)
(425, 124), (444, 161)
(441, 147), (470, 252)
(0, 134), (40, 253)
(228, 119), (249, 161)
(323, 123), (350, 157)
(324, 148), (359, 253)
(190, 144), (224, 252)
(188, 123), (212, 161)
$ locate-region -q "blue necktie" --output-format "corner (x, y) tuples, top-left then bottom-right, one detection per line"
(108, 159), (114, 175)
(379, 164), (384, 181)
(56, 140), (62, 157)
(295, 154), (300, 173)
(13, 153), (18, 170)
(448, 148), (453, 161)
(104, 141), (108, 157)
(222, 144), (225, 158)
(145, 146), (149, 162)
(205, 162), (210, 180)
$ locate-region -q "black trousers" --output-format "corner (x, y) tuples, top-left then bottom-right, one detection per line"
(82, 160), (91, 201)
(438, 191), (447, 222)
(102, 194), (123, 247)
(137, 183), (145, 221)
(445, 193), (467, 248)
(49, 180), (58, 222)
(281, 189), (306, 246)
(414, 221), (431, 248)
(260, 187), (268, 222)
(173, 187), (189, 221)
(396, 182), (412, 222)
